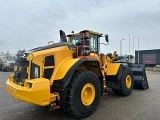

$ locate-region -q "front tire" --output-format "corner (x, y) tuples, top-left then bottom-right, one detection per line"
(112, 68), (134, 96)
(65, 70), (101, 119)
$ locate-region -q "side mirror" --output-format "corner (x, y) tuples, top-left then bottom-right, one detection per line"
(99, 34), (109, 46)
(105, 34), (109, 43)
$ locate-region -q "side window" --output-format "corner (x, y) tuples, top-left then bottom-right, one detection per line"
(90, 35), (98, 53)
(44, 56), (54, 66)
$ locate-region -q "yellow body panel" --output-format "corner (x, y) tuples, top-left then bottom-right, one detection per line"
(6, 75), (58, 106)
(106, 63), (121, 75)
(52, 58), (80, 82)
(31, 46), (74, 80)
(26, 53), (33, 61)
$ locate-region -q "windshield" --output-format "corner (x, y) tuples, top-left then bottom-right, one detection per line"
(70, 34), (99, 54)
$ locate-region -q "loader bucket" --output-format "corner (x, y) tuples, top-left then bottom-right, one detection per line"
(128, 63), (149, 89)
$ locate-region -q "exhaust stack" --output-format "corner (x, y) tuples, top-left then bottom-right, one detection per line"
(60, 30), (67, 42)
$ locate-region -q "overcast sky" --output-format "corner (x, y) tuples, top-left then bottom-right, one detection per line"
(0, 0), (159, 55)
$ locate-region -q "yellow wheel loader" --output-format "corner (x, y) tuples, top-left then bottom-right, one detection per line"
(6, 30), (149, 119)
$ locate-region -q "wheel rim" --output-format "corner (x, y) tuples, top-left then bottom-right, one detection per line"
(126, 75), (132, 88)
(81, 83), (95, 106)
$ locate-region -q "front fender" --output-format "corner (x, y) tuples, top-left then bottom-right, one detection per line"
(52, 58), (99, 88)
(50, 58), (80, 86)
(54, 58), (80, 80)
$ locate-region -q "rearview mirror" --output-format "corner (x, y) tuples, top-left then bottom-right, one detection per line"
(105, 34), (109, 43)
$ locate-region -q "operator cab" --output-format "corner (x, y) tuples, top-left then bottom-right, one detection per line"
(67, 30), (107, 58)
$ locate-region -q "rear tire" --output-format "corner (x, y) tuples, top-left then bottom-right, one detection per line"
(112, 68), (134, 96)
(65, 70), (101, 119)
